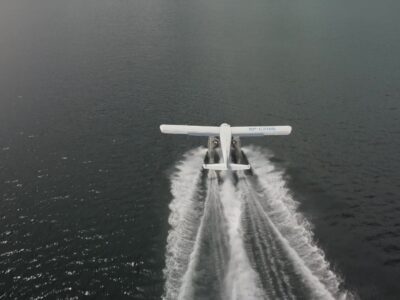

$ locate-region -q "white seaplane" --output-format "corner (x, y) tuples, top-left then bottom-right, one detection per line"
(160, 123), (292, 171)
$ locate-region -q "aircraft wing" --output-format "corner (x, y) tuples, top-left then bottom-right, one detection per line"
(160, 125), (220, 136)
(231, 126), (292, 136)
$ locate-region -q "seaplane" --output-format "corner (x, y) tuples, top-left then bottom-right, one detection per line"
(160, 123), (292, 171)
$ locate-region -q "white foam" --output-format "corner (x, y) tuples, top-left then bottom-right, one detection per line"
(219, 175), (265, 300)
(163, 148), (207, 300)
(243, 146), (353, 300)
(163, 146), (353, 300)
(238, 178), (296, 299)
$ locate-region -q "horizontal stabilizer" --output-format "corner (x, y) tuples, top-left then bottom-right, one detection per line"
(160, 125), (220, 136)
(231, 126), (292, 136)
(230, 163), (251, 170)
(203, 163), (250, 171)
(203, 164), (227, 170)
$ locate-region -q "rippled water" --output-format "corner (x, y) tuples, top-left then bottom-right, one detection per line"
(164, 148), (354, 300)
(0, 0), (399, 299)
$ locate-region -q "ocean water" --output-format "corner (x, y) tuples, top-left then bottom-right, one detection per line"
(0, 0), (399, 299)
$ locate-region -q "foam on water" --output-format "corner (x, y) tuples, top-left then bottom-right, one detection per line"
(163, 148), (206, 300)
(164, 147), (354, 300)
(243, 146), (353, 300)
(219, 175), (265, 300)
(177, 171), (226, 299)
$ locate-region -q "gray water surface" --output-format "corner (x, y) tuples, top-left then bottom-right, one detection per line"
(0, 0), (399, 299)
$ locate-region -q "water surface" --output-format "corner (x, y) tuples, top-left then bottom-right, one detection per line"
(0, 0), (399, 299)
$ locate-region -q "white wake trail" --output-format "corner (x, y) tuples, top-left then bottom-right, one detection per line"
(178, 172), (226, 300)
(238, 178), (296, 300)
(243, 146), (353, 300)
(164, 146), (353, 300)
(219, 175), (265, 300)
(163, 148), (207, 300)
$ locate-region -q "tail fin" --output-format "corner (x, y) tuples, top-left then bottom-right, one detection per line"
(230, 164), (251, 170)
(203, 164), (227, 170)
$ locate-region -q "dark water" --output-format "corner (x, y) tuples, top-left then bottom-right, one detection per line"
(0, 0), (399, 299)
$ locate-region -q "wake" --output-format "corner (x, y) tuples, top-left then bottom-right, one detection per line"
(163, 147), (353, 300)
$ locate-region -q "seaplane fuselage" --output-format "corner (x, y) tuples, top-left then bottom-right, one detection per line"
(219, 123), (232, 170)
(160, 123), (292, 171)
